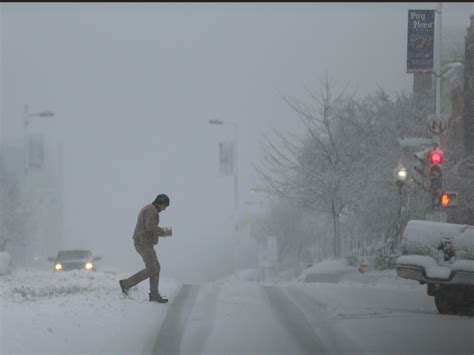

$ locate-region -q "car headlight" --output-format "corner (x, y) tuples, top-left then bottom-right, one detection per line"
(85, 262), (93, 270)
(55, 263), (62, 271)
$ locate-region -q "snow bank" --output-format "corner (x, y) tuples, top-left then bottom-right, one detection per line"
(0, 269), (180, 355)
(297, 259), (355, 283)
(0, 251), (11, 275)
(337, 269), (420, 290)
(294, 260), (421, 289)
(302, 259), (353, 274)
(237, 268), (262, 281)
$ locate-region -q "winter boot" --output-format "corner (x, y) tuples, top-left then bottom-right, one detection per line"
(149, 292), (168, 303)
(119, 279), (130, 296)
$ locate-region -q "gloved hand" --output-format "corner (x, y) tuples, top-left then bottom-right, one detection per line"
(163, 227), (173, 237)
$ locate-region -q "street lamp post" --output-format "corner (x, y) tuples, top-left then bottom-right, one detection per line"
(394, 165), (408, 245)
(209, 118), (239, 277)
(22, 105), (55, 266)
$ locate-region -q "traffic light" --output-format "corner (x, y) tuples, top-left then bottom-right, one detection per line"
(414, 148), (429, 175)
(413, 148), (431, 189)
(413, 147), (444, 191)
(429, 148), (443, 192)
(439, 192), (459, 207)
(429, 149), (443, 165)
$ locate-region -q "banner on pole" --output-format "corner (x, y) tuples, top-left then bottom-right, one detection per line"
(219, 141), (234, 176)
(407, 9), (435, 73)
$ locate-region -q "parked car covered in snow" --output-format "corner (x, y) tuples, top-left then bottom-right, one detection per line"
(47, 249), (102, 272)
(396, 220), (474, 315)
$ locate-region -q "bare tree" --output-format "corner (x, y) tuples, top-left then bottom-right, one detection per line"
(255, 75), (372, 257)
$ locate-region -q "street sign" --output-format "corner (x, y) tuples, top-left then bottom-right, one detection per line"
(428, 115), (447, 135)
(399, 137), (434, 148)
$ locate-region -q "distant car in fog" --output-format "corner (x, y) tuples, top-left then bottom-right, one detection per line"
(47, 249), (102, 272)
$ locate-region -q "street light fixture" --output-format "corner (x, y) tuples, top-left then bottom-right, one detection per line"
(24, 106), (55, 126)
(396, 167), (408, 183)
(35, 110), (55, 118)
(394, 165), (408, 187)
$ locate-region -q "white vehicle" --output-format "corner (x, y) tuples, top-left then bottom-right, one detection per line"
(395, 220), (474, 314)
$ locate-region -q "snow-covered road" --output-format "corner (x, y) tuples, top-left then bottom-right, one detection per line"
(1, 268), (473, 355)
(153, 280), (474, 355)
(160, 283), (347, 355)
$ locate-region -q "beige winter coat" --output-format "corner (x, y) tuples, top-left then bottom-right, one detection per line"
(132, 204), (167, 245)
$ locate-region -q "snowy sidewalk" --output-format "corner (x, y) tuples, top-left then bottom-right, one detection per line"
(0, 269), (180, 355)
(294, 259), (419, 289)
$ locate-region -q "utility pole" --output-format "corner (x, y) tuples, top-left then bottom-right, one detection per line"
(233, 123), (239, 211)
(431, 3), (445, 218)
(209, 118), (240, 276)
(464, 15), (474, 157)
(22, 105), (55, 266)
(434, 3), (443, 148)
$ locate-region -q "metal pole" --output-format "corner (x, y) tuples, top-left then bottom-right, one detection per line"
(209, 118), (240, 277)
(396, 182), (403, 245)
(23, 105), (29, 177)
(232, 123), (239, 277)
(22, 105), (30, 266)
(428, 3), (443, 212)
(434, 3), (442, 147)
(233, 123), (239, 211)
(435, 3), (442, 117)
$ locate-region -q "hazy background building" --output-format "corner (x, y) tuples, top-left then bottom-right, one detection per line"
(0, 106), (63, 268)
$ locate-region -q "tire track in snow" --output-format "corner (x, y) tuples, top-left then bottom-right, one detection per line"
(151, 284), (200, 355)
(286, 286), (361, 354)
(262, 286), (328, 355)
(180, 283), (221, 355)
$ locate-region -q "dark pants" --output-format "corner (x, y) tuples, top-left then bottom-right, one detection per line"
(124, 241), (160, 295)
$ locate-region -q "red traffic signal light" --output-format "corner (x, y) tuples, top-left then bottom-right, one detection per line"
(430, 149), (443, 165)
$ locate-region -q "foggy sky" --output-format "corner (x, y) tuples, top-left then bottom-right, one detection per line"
(1, 3), (473, 282)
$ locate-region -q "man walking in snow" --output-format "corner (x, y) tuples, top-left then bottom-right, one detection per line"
(119, 194), (172, 303)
